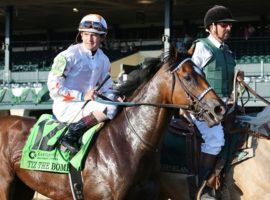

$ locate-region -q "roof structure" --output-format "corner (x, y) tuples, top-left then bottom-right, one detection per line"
(0, 0), (268, 33)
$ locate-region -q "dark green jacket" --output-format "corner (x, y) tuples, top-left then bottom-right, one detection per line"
(196, 38), (236, 97)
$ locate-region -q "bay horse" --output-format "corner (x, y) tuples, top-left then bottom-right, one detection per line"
(0, 48), (226, 200)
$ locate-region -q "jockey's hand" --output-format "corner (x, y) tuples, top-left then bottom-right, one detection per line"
(236, 70), (245, 82)
(84, 89), (96, 101)
(117, 95), (124, 102)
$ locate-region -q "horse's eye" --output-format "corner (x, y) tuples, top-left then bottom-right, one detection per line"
(183, 74), (191, 81)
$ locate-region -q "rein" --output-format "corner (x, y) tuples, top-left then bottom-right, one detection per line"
(95, 96), (190, 109)
(228, 71), (270, 139)
(94, 57), (215, 150)
(123, 108), (159, 152)
(248, 130), (270, 140)
(96, 58), (212, 113)
(238, 78), (270, 105)
(113, 57), (214, 151)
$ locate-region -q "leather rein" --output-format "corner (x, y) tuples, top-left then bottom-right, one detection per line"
(96, 58), (213, 112)
(121, 58), (214, 151)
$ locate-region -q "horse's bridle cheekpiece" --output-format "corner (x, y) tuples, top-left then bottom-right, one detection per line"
(170, 58), (215, 120)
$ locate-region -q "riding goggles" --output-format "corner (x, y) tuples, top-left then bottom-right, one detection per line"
(79, 21), (107, 33)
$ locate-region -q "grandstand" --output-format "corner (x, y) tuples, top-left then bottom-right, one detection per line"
(1, 37), (270, 113)
(226, 37), (270, 107)
(1, 37), (270, 115)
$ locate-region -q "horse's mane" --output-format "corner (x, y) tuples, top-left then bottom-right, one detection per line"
(116, 57), (162, 97)
(116, 46), (191, 97)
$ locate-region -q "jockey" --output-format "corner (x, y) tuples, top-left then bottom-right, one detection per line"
(190, 5), (243, 199)
(47, 14), (118, 153)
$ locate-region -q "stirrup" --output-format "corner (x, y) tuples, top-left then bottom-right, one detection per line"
(200, 192), (216, 200)
(197, 182), (216, 200)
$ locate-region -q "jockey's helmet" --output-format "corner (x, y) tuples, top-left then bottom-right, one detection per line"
(204, 5), (236, 29)
(78, 14), (107, 36)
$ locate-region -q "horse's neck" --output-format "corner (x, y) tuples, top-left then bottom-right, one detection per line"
(125, 70), (172, 150)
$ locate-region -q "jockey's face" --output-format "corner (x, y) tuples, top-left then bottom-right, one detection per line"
(81, 31), (102, 51)
(209, 22), (232, 43)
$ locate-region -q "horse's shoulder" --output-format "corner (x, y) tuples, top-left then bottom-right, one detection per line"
(0, 115), (36, 126)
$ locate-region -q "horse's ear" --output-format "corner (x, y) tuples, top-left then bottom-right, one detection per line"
(169, 45), (178, 61)
(187, 43), (196, 56)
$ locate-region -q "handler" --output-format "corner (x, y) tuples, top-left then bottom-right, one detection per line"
(190, 5), (243, 199)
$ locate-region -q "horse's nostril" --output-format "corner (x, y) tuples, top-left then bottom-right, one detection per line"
(214, 105), (225, 115)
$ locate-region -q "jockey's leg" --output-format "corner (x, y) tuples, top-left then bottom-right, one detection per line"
(61, 111), (107, 153)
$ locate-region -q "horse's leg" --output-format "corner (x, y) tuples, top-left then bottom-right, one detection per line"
(0, 165), (14, 200)
(122, 173), (161, 200)
(125, 180), (159, 200)
(8, 175), (35, 200)
(0, 168), (34, 200)
(159, 172), (190, 200)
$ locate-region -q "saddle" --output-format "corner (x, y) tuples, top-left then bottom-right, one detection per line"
(168, 115), (202, 177)
(169, 116), (197, 136)
(161, 115), (202, 198)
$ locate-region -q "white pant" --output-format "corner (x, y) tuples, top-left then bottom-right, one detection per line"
(191, 116), (225, 155)
(52, 100), (118, 123)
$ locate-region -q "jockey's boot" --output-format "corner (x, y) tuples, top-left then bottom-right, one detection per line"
(61, 114), (98, 154)
(198, 152), (217, 200)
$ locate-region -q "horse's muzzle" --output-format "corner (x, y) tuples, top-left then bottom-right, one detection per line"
(203, 101), (227, 127)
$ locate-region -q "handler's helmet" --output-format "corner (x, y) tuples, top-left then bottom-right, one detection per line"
(204, 5), (236, 29)
(78, 14), (107, 36)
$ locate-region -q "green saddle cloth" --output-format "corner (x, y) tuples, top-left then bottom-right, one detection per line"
(20, 114), (103, 173)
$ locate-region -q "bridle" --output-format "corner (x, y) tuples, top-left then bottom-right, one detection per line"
(95, 58), (214, 113)
(123, 57), (216, 151)
(170, 58), (214, 118)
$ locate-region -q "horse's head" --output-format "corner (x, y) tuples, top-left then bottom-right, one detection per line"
(165, 49), (226, 127)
